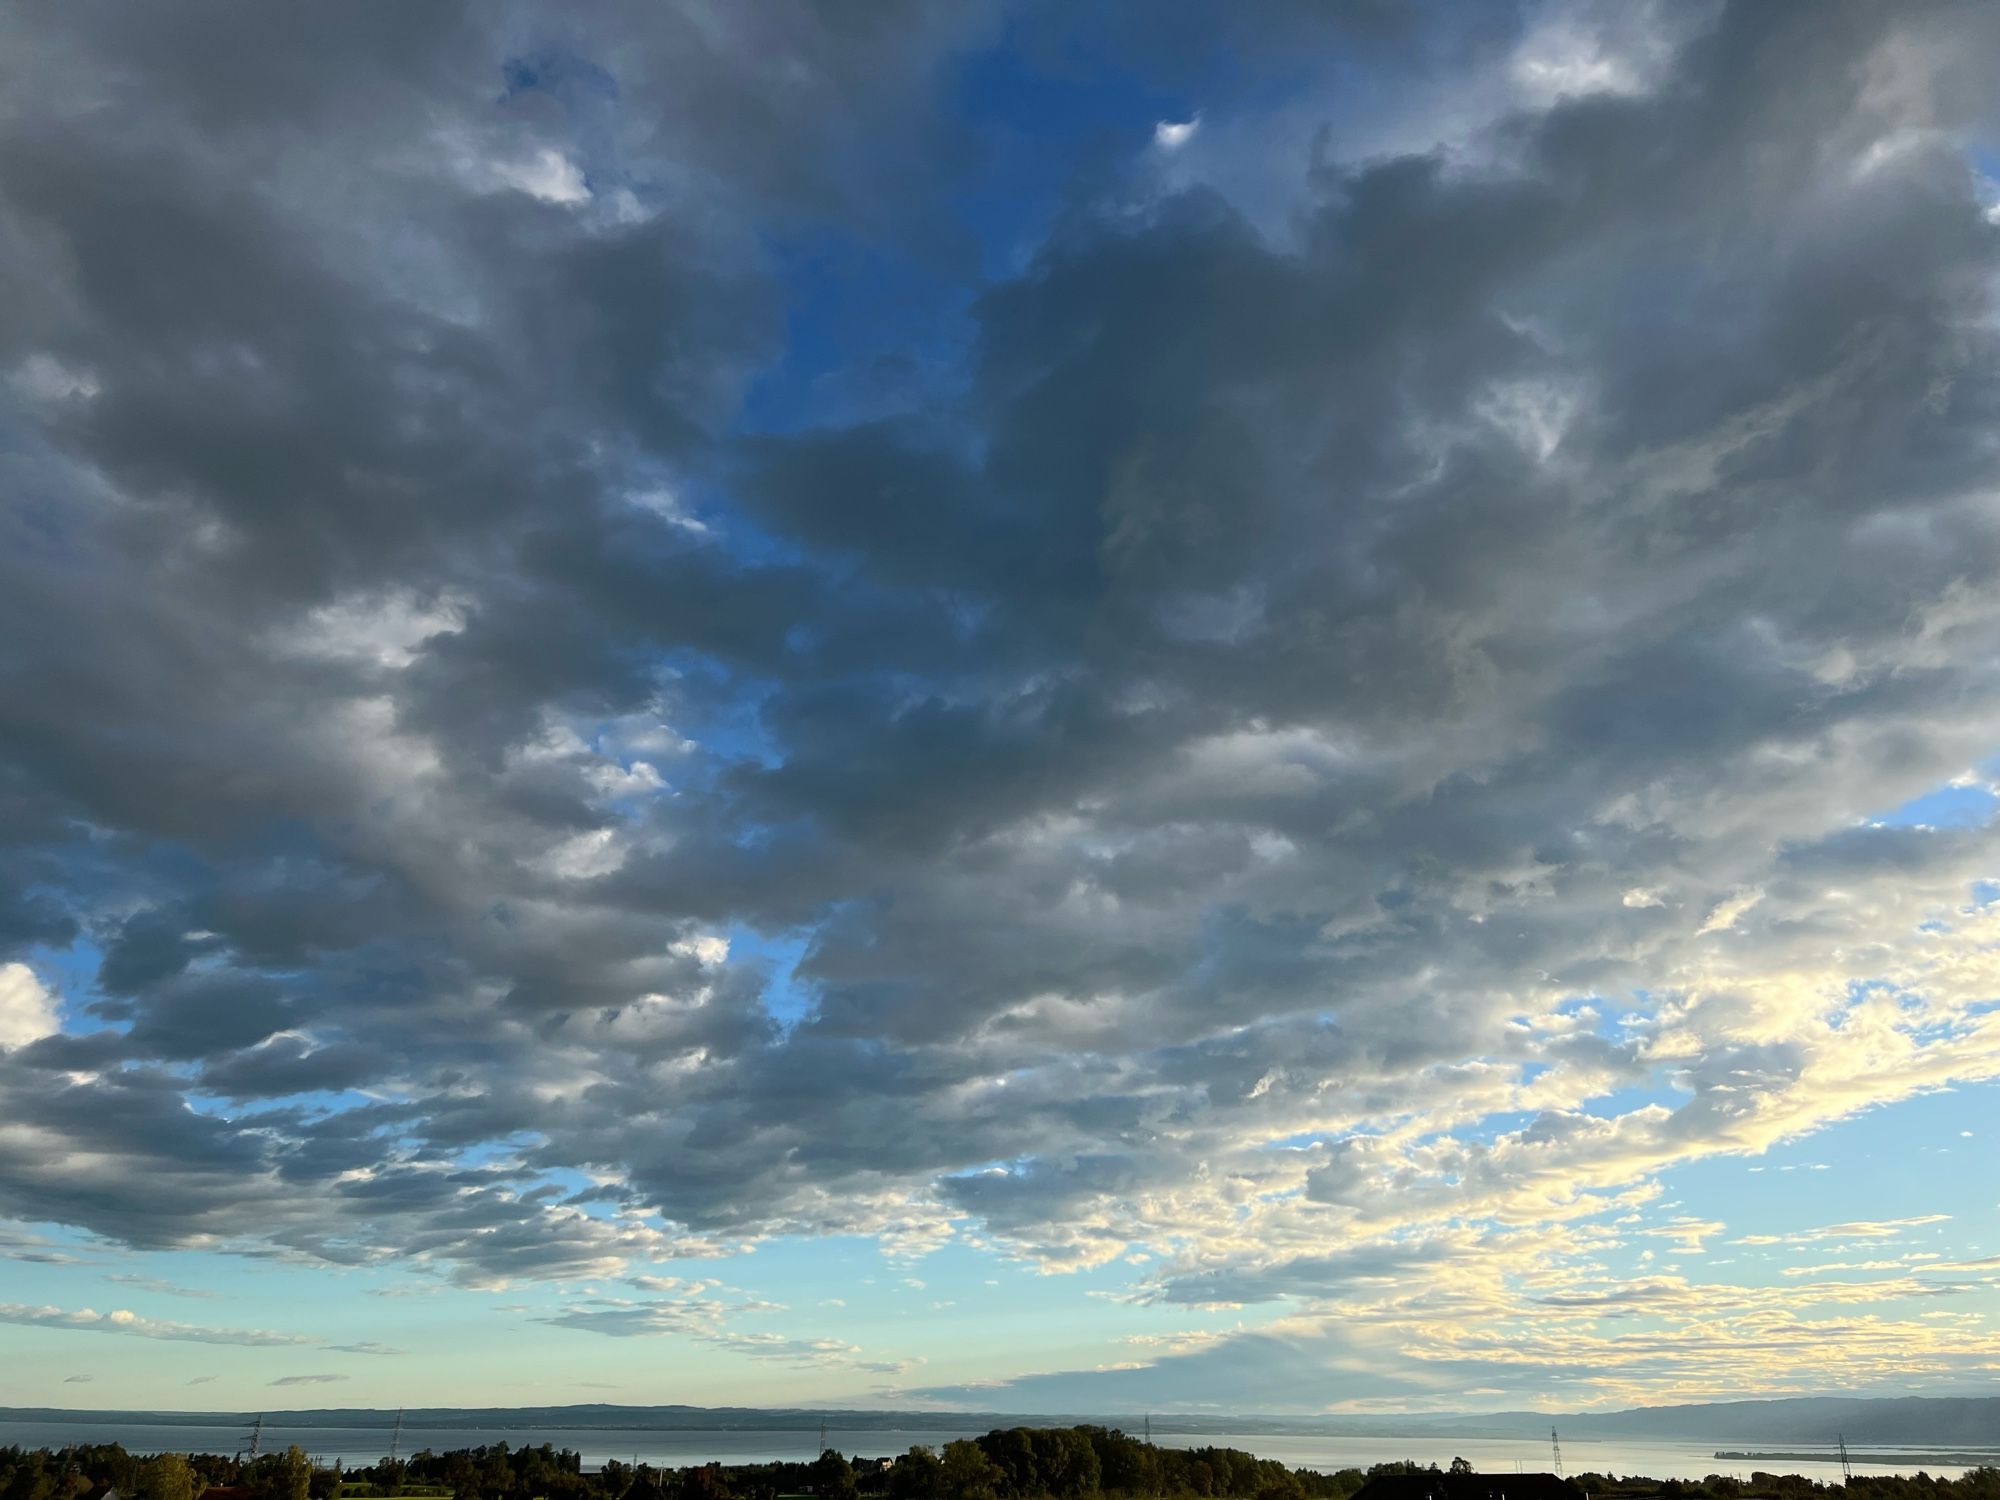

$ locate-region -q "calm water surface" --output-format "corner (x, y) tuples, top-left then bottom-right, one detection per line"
(0, 1420), (1988, 1482)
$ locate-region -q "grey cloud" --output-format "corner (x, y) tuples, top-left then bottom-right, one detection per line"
(0, 0), (1996, 1342)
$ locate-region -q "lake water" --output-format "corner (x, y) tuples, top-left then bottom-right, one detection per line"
(0, 1419), (1989, 1483)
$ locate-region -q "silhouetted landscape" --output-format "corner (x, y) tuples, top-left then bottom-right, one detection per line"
(5, 1424), (1999, 1500)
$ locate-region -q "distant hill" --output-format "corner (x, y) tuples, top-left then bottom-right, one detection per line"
(1467, 1397), (2000, 1446)
(3, 1395), (1997, 1447)
(0, 1404), (1066, 1434)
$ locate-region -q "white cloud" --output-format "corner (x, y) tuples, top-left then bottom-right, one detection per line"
(1695, 886), (1764, 935)
(0, 965), (58, 1050)
(536, 826), (628, 881)
(494, 148), (591, 205)
(1737, 1214), (1952, 1246)
(670, 932), (731, 967)
(629, 487), (711, 534)
(1153, 115), (1201, 151)
(275, 590), (469, 670)
(0, 1302), (313, 1347)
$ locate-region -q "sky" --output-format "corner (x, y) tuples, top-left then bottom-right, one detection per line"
(2, 0), (2000, 1418)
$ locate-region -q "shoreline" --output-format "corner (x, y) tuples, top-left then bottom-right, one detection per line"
(1713, 1452), (2000, 1468)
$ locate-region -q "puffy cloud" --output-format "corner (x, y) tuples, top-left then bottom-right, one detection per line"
(0, 964), (57, 1049)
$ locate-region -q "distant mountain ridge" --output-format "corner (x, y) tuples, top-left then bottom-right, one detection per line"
(3, 1395), (1997, 1446)
(1464, 1397), (2000, 1446)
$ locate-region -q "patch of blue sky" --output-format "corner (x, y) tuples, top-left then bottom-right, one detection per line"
(716, 1234), (1237, 1372)
(1255, 1129), (1331, 1152)
(1451, 1108), (1543, 1146)
(1650, 1080), (1998, 1287)
(1542, 994), (1639, 1038)
(1576, 1079), (1682, 1121)
(1969, 146), (2000, 206)
(452, 1133), (546, 1170)
(949, 33), (1196, 279)
(725, 922), (814, 1028)
(525, 1166), (630, 1220)
(225, 1086), (394, 1123)
(1871, 778), (1999, 828)
(7, 1217), (105, 1257)
(626, 650), (784, 773)
(1828, 975), (1903, 1022)
(180, 1092), (245, 1119)
(26, 936), (111, 1031)
(740, 229), (976, 437)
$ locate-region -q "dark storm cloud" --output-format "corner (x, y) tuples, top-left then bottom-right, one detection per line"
(0, 0), (1998, 1324)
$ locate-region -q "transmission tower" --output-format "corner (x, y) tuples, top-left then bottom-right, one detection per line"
(819, 1418), (829, 1456)
(390, 1409), (404, 1464)
(1550, 1429), (1563, 1477)
(1144, 1415), (1153, 1447)
(1839, 1435), (1852, 1485)
(247, 1415), (265, 1462)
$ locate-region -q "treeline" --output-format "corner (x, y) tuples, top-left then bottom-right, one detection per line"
(374, 1429), (1364, 1500)
(1571, 1471), (2000, 1500)
(6, 1432), (2000, 1500)
(3, 1432), (1356, 1500)
(0, 1446), (330, 1500)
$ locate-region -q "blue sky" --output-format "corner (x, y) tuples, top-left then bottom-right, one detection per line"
(2, 0), (2000, 1415)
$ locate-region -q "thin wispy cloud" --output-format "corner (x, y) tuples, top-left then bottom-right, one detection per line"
(0, 1303), (315, 1348)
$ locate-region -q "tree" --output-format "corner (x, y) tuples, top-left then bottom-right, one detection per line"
(685, 1466), (736, 1500)
(245, 1448), (310, 1500)
(1030, 1431), (1099, 1500)
(143, 1456), (196, 1500)
(810, 1452), (856, 1500)
(939, 1442), (1003, 1500)
(1450, 1461), (1474, 1477)
(888, 1450), (942, 1500)
(979, 1431), (1038, 1499)
(273, 1450), (310, 1500)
